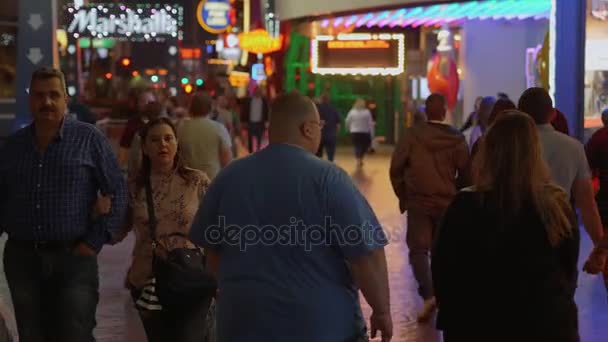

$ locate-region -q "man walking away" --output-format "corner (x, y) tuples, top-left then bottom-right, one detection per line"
(316, 93), (341, 162)
(241, 87), (269, 153)
(0, 67), (128, 342)
(518, 88), (603, 246)
(191, 92), (393, 342)
(389, 93), (470, 322)
(178, 92), (233, 179)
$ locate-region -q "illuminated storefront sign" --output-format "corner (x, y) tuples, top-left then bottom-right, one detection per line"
(251, 63), (267, 81)
(238, 29), (283, 55)
(197, 0), (231, 34)
(65, 3), (183, 40)
(216, 33), (242, 62)
(229, 71), (250, 87)
(312, 33), (405, 76)
(180, 48), (202, 59)
(327, 40), (390, 49)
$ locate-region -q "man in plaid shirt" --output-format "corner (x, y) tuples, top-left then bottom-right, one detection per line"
(0, 67), (128, 342)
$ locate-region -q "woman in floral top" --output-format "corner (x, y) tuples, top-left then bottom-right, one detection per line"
(116, 117), (211, 342)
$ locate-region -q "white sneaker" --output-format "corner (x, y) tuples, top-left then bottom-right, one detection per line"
(417, 297), (437, 323)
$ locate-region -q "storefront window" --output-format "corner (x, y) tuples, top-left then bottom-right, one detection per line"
(0, 24), (16, 100)
(585, 0), (608, 127)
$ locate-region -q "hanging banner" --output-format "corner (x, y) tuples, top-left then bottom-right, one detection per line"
(196, 0), (231, 34)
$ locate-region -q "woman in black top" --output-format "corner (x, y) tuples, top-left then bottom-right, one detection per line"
(432, 111), (580, 342)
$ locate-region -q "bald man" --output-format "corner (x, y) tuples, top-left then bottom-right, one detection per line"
(190, 92), (393, 342)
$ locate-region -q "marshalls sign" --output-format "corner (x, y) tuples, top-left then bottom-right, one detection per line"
(65, 3), (183, 40)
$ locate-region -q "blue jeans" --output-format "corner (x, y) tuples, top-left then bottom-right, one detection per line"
(4, 240), (99, 342)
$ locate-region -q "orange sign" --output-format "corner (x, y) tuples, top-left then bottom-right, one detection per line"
(238, 29), (283, 55)
(180, 48), (202, 59)
(327, 40), (390, 49)
(229, 71), (250, 87)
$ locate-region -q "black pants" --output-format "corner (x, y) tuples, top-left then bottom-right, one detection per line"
(4, 239), (99, 342)
(131, 289), (212, 342)
(352, 133), (371, 159)
(316, 138), (337, 161)
(248, 122), (265, 153)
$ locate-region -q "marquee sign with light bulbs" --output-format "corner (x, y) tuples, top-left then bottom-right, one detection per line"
(64, 3), (184, 41)
(312, 33), (405, 76)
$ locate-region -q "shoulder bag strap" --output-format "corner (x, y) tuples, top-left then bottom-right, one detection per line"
(144, 177), (158, 245)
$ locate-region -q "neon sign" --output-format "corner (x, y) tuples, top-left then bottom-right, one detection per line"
(327, 40), (389, 49)
(312, 33), (405, 76)
(196, 0), (231, 34)
(251, 63), (266, 81)
(238, 29), (283, 55)
(65, 4), (183, 40)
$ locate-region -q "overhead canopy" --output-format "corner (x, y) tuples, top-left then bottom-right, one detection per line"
(319, 0), (551, 29)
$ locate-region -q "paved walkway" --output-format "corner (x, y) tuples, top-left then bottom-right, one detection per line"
(0, 146), (606, 341)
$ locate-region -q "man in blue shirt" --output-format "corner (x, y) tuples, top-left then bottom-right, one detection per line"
(315, 93), (341, 162)
(0, 67), (128, 342)
(191, 92), (393, 342)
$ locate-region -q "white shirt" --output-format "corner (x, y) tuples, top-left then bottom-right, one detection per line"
(250, 97), (263, 123)
(345, 108), (374, 133)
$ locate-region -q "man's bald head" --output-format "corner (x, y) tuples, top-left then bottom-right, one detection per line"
(269, 92), (321, 152)
(270, 92), (318, 132)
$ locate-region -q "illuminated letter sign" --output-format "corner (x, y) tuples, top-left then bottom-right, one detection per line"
(65, 4), (183, 40)
(312, 33), (405, 76)
(251, 63), (267, 81)
(327, 41), (390, 49)
(238, 29), (283, 55)
(197, 0), (231, 34)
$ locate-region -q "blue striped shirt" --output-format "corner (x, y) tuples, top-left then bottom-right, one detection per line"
(0, 118), (128, 252)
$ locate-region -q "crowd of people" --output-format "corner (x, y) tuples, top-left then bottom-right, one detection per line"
(390, 88), (608, 341)
(1, 65), (608, 342)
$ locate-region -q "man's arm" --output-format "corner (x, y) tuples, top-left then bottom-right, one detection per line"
(350, 249), (389, 311)
(84, 133), (129, 253)
(216, 124), (233, 167)
(573, 143), (604, 245)
(573, 178), (604, 245)
(190, 174), (224, 273)
(350, 248), (392, 341)
(326, 169), (392, 340)
(219, 144), (233, 167)
(454, 138), (472, 189)
(389, 136), (409, 211)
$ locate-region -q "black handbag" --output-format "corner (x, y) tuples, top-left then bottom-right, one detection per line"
(145, 178), (217, 309)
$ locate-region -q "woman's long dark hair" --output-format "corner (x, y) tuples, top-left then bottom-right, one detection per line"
(136, 117), (194, 191)
(473, 111), (574, 246)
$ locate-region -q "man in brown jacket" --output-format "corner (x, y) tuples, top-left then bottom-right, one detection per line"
(390, 93), (470, 322)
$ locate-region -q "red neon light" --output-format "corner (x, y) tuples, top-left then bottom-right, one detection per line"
(327, 40), (390, 49)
